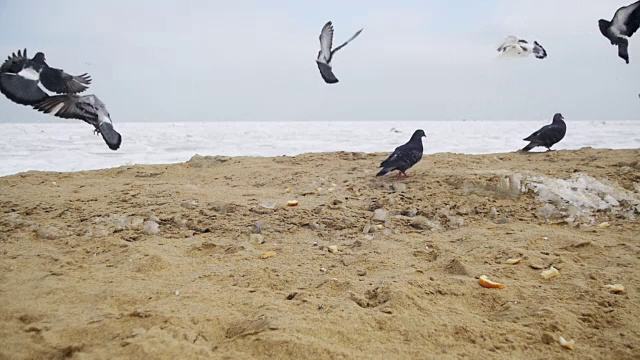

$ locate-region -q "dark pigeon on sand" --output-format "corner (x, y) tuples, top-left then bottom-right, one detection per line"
(598, 0), (640, 64)
(377, 129), (426, 179)
(316, 21), (363, 84)
(32, 94), (122, 151)
(521, 113), (566, 152)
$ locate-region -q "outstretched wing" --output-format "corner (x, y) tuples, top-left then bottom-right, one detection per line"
(0, 73), (48, 106)
(39, 66), (92, 94)
(497, 36), (520, 52)
(316, 61), (339, 84)
(612, 0), (640, 37)
(0, 48), (28, 73)
(331, 28), (363, 55)
(318, 21), (334, 62)
(32, 94), (94, 124)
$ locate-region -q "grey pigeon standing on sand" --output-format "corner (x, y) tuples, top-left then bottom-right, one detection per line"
(0, 49), (91, 106)
(598, 0), (640, 64)
(377, 129), (426, 179)
(316, 21), (363, 84)
(521, 113), (566, 152)
(32, 94), (122, 150)
(496, 36), (548, 59)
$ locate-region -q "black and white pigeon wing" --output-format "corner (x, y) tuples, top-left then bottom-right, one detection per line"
(600, 0), (640, 63)
(496, 36), (521, 55)
(497, 36), (547, 59)
(39, 66), (92, 94)
(317, 21), (334, 64)
(0, 48), (28, 73)
(316, 21), (339, 84)
(316, 21), (362, 84)
(32, 94), (122, 151)
(521, 114), (566, 152)
(532, 41), (548, 59)
(0, 49), (49, 106)
(376, 130), (425, 177)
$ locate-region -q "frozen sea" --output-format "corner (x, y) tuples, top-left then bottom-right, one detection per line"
(0, 120), (639, 177)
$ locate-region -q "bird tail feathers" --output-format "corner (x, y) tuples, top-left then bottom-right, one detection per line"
(316, 61), (339, 84)
(98, 122), (122, 151)
(376, 167), (393, 177)
(520, 142), (537, 152)
(616, 38), (630, 64)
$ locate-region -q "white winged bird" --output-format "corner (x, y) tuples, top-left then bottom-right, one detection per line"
(496, 36), (547, 59)
(32, 94), (122, 151)
(316, 21), (363, 84)
(598, 0), (640, 64)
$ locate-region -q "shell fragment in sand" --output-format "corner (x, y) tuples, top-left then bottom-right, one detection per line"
(541, 266), (560, 280)
(479, 275), (505, 289)
(559, 336), (575, 351)
(287, 200), (299, 207)
(505, 258), (522, 265)
(604, 284), (624, 293)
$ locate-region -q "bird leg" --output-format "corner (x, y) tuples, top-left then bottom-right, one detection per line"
(93, 128), (101, 136)
(395, 171), (409, 180)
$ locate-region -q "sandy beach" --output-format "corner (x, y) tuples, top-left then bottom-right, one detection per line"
(1, 148), (639, 359)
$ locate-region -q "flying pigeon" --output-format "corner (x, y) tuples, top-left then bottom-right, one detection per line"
(316, 21), (363, 84)
(0, 48), (91, 97)
(32, 94), (122, 151)
(496, 36), (547, 59)
(376, 129), (426, 179)
(598, 0), (640, 64)
(0, 49), (48, 106)
(520, 113), (566, 152)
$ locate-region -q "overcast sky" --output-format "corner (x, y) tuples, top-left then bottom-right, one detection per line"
(0, 0), (638, 122)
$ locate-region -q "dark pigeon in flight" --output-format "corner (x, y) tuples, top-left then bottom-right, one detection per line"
(521, 113), (566, 152)
(0, 48), (91, 106)
(598, 0), (640, 64)
(32, 94), (122, 151)
(316, 21), (363, 84)
(376, 129), (426, 179)
(0, 49), (91, 101)
(0, 49), (49, 106)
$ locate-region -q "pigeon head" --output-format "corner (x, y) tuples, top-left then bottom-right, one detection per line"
(32, 52), (46, 64)
(552, 113), (564, 123)
(598, 19), (610, 36)
(410, 129), (426, 141)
